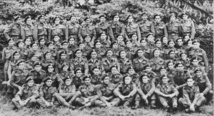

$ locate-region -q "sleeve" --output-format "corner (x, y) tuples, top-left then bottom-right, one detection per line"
(3, 24), (13, 40)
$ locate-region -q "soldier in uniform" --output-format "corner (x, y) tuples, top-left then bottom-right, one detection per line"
(12, 76), (39, 110)
(34, 15), (49, 41)
(95, 75), (120, 107)
(193, 69), (213, 104)
(88, 50), (102, 74)
(22, 16), (34, 41)
(96, 15), (109, 38)
(152, 15), (168, 40)
(108, 66), (123, 85)
(50, 17), (65, 41)
(109, 14), (125, 42)
(114, 75), (137, 108)
(139, 13), (154, 39)
(155, 75), (179, 112)
(65, 16), (80, 41)
(126, 67), (140, 84)
(72, 69), (84, 89)
(102, 49), (120, 73)
(72, 49), (89, 76)
(68, 76), (99, 108)
(125, 40), (139, 60)
(188, 57), (206, 76)
(139, 39), (150, 59)
(180, 13), (195, 40)
(54, 77), (76, 108)
(134, 73), (156, 109)
(90, 67), (103, 85)
(4, 16), (23, 42)
(124, 15), (141, 41)
(167, 12), (181, 41)
(78, 17), (96, 43)
(179, 77), (206, 112)
(37, 77), (58, 108)
(149, 49), (165, 74)
(29, 62), (47, 84)
(118, 50), (133, 75)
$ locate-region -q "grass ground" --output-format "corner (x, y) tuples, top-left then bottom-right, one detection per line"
(0, 94), (213, 116)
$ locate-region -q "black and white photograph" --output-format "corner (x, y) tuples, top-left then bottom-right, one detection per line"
(0, 0), (213, 116)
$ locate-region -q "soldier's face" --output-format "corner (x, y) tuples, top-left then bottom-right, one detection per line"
(114, 16), (119, 22)
(177, 39), (183, 46)
(170, 15), (176, 21)
(91, 52), (97, 58)
(142, 76), (149, 83)
(60, 53), (66, 59)
(85, 78), (91, 85)
(32, 43), (38, 50)
(55, 18), (60, 24)
(137, 50), (144, 57)
(19, 62), (25, 69)
(14, 53), (20, 59)
(132, 34), (137, 40)
(107, 51), (113, 57)
(112, 43), (118, 48)
(111, 67), (118, 74)
(147, 35), (154, 42)
(85, 36), (91, 42)
(176, 64), (184, 71)
(169, 52), (175, 58)
(65, 79), (72, 85)
(128, 68), (135, 74)
(18, 42), (25, 48)
(192, 60), (198, 66)
(46, 80), (53, 87)
(95, 42), (102, 48)
(25, 38), (31, 46)
(168, 41), (175, 47)
(196, 71), (202, 77)
(156, 41), (162, 47)
(40, 39), (46, 45)
(187, 41), (193, 47)
(45, 53), (52, 59)
(120, 51), (126, 58)
(193, 43), (200, 48)
(141, 40), (147, 46)
(162, 76), (169, 84)
(63, 65), (69, 71)
(181, 54), (187, 60)
(62, 43), (68, 48)
(103, 77), (110, 84)
(79, 44), (85, 49)
(100, 34), (107, 40)
(27, 80), (34, 87)
(54, 36), (60, 42)
(69, 38), (75, 44)
(48, 66), (54, 72)
(160, 69), (167, 75)
(39, 17), (45, 23)
(183, 15), (188, 20)
(93, 69), (100, 75)
(48, 44), (55, 49)
(9, 40), (15, 46)
(70, 17), (76, 22)
(117, 36), (124, 42)
(26, 18), (32, 24)
(126, 41), (132, 48)
(100, 17), (106, 22)
(187, 79), (194, 86)
(128, 16), (133, 22)
(155, 16), (161, 22)
(124, 76), (132, 84)
(145, 67), (152, 72)
(142, 15), (148, 20)
(168, 63), (174, 69)
(162, 37), (168, 44)
(76, 70), (82, 77)
(35, 65), (42, 71)
(75, 51), (82, 57)
(154, 50), (160, 57)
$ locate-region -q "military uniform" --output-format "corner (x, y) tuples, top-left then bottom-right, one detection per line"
(179, 84), (206, 109)
(125, 23), (141, 40)
(34, 22), (48, 41)
(10, 69), (29, 90)
(50, 25), (65, 41)
(152, 22), (168, 40)
(102, 57), (119, 73)
(29, 69), (47, 84)
(119, 58), (133, 74)
(156, 83), (178, 108)
(22, 24), (34, 40)
(96, 22), (109, 37)
(109, 21), (125, 41)
(4, 22), (23, 42)
(167, 19), (181, 41)
(73, 76), (83, 89)
(108, 73), (123, 85)
(139, 20), (154, 38)
(88, 58), (102, 74)
(79, 23), (96, 42)
(12, 83), (39, 109)
(43, 73), (63, 88)
(65, 22), (80, 40)
(149, 57), (165, 74)
(181, 19), (195, 39)
(37, 84), (58, 107)
(132, 57), (149, 74)
(90, 74), (102, 85)
(72, 57), (89, 75)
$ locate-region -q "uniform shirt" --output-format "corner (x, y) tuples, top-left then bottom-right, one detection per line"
(97, 83), (116, 97)
(72, 57), (88, 72)
(65, 22), (80, 40)
(173, 70), (189, 86)
(29, 69), (47, 84)
(34, 23), (48, 40)
(90, 74), (102, 85)
(139, 20), (154, 37)
(193, 75), (212, 94)
(182, 85), (200, 101)
(138, 81), (153, 94)
(4, 22), (22, 40)
(117, 83), (136, 96)
(125, 23), (140, 38)
(96, 22), (109, 37)
(78, 84), (98, 97)
(10, 68), (29, 88)
(39, 84), (58, 101)
(167, 19), (181, 34)
(22, 24), (34, 38)
(51, 25), (65, 39)
(119, 58), (133, 74)
(88, 58), (102, 73)
(132, 57), (149, 73)
(153, 22), (168, 38)
(79, 23), (96, 38)
(59, 83), (76, 94)
(2, 46), (17, 60)
(16, 84), (39, 100)
(108, 73), (123, 85)
(102, 57), (119, 73)
(109, 21), (125, 41)
(149, 57), (165, 72)
(156, 83), (177, 94)
(73, 76), (83, 89)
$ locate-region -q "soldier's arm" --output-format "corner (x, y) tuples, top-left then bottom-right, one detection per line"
(182, 87), (192, 105)
(78, 27), (83, 42)
(155, 85), (168, 97)
(84, 62), (89, 76)
(190, 20), (196, 39)
(108, 26), (115, 41)
(202, 75), (212, 95)
(137, 85), (146, 98)
(21, 25), (25, 40)
(7, 63), (13, 81)
(150, 22), (155, 35)
(192, 86), (200, 106)
(1, 48), (5, 61)
(65, 25), (69, 40)
(10, 73), (20, 89)
(146, 80), (156, 97)
(171, 84), (179, 96)
(33, 24), (38, 41)
(92, 28), (97, 43)
(127, 83), (137, 97)
(137, 26), (141, 42)
(3, 24), (13, 40)
(30, 85), (40, 99)
(164, 25), (168, 38)
(14, 88), (23, 101)
(202, 50), (209, 73)
(68, 90), (82, 104)
(113, 84), (124, 98)
(176, 83), (187, 90)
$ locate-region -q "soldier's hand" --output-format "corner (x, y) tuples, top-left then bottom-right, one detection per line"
(199, 93), (204, 98)
(18, 86), (22, 91)
(19, 100), (25, 106)
(190, 104), (195, 111)
(120, 96), (125, 101)
(106, 103), (111, 107)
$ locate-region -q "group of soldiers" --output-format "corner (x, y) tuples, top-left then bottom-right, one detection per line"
(0, 9), (213, 114)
